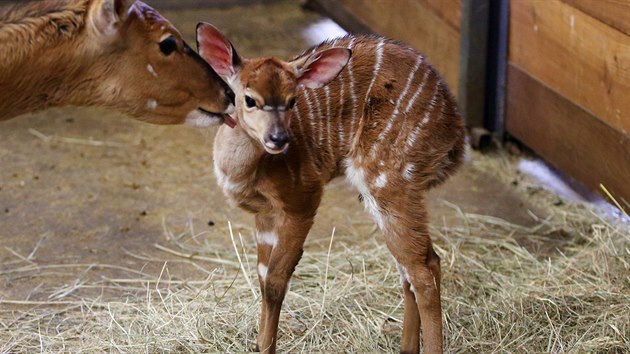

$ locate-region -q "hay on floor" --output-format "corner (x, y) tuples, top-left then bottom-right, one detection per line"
(1, 200), (628, 353)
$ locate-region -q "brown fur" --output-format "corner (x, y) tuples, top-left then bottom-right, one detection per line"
(0, 0), (233, 124)
(212, 35), (466, 353)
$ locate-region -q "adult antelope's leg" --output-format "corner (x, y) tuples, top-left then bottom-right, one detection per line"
(255, 212), (315, 354)
(381, 204), (443, 353)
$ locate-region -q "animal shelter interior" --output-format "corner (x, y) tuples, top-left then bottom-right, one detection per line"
(0, 0), (628, 352)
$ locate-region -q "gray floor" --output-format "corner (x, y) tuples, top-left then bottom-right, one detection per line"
(0, 1), (540, 302)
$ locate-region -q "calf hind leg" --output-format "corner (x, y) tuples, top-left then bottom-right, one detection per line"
(382, 213), (443, 353)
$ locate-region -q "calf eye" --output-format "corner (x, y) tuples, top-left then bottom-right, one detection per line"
(245, 95), (257, 108)
(159, 36), (178, 56)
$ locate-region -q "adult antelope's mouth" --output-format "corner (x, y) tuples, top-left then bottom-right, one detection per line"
(197, 108), (237, 128)
(187, 108), (237, 128)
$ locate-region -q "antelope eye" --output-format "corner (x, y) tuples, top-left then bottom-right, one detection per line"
(245, 95), (257, 108)
(287, 97), (296, 109)
(159, 36), (178, 56)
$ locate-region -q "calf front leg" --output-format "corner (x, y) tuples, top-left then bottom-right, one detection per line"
(255, 213), (314, 354)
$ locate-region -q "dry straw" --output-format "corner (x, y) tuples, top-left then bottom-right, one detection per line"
(1, 155), (629, 353)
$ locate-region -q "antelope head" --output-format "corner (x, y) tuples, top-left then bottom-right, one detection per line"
(196, 23), (350, 153)
(87, 1), (236, 125)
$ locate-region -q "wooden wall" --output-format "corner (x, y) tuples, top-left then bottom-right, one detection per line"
(144, 0), (282, 10)
(507, 0), (630, 206)
(303, 0), (504, 129)
(338, 0), (461, 93)
(309, 0), (462, 94)
(321, 0), (630, 205)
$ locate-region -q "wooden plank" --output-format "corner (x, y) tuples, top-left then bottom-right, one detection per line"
(422, 0), (462, 31)
(562, 0), (630, 36)
(336, 0), (461, 92)
(509, 0), (630, 136)
(506, 64), (630, 206)
(302, 0), (372, 34)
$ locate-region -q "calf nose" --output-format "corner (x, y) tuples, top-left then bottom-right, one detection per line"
(269, 131), (289, 148)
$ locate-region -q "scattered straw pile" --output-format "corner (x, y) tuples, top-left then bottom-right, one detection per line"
(2, 201), (628, 353)
(1, 149), (629, 352)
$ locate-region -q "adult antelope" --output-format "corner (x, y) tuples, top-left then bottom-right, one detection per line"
(198, 23), (466, 353)
(0, 0), (235, 126)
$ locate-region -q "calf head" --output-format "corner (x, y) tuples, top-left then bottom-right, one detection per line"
(196, 22), (350, 153)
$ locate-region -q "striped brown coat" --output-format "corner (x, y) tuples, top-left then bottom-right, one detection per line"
(198, 24), (466, 354)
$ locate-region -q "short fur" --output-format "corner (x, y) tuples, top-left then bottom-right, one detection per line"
(0, 0), (233, 124)
(201, 29), (466, 354)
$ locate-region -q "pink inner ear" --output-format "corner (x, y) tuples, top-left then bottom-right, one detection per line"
(298, 48), (351, 89)
(197, 24), (234, 77)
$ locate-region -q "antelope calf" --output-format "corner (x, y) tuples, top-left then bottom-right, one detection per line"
(198, 23), (466, 353)
(0, 0), (235, 126)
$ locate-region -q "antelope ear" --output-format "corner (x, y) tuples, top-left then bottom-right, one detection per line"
(89, 0), (132, 36)
(196, 22), (242, 78)
(290, 48), (351, 89)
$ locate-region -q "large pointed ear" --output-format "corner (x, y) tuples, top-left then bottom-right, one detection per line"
(196, 22), (242, 78)
(289, 48), (351, 89)
(89, 0), (132, 36)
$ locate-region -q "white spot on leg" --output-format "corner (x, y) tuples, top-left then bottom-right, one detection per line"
(147, 64), (158, 78)
(396, 263), (412, 285)
(397, 263), (415, 293)
(258, 263), (268, 280)
(257, 231), (278, 248)
(345, 158), (384, 229)
(146, 99), (157, 110)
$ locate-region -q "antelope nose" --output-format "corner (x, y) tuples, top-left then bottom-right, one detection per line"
(269, 131), (289, 148)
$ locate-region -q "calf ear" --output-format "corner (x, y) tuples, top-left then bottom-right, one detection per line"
(290, 48), (351, 89)
(196, 22), (242, 78)
(89, 0), (132, 36)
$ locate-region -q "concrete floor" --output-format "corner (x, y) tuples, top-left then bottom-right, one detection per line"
(0, 1), (540, 302)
